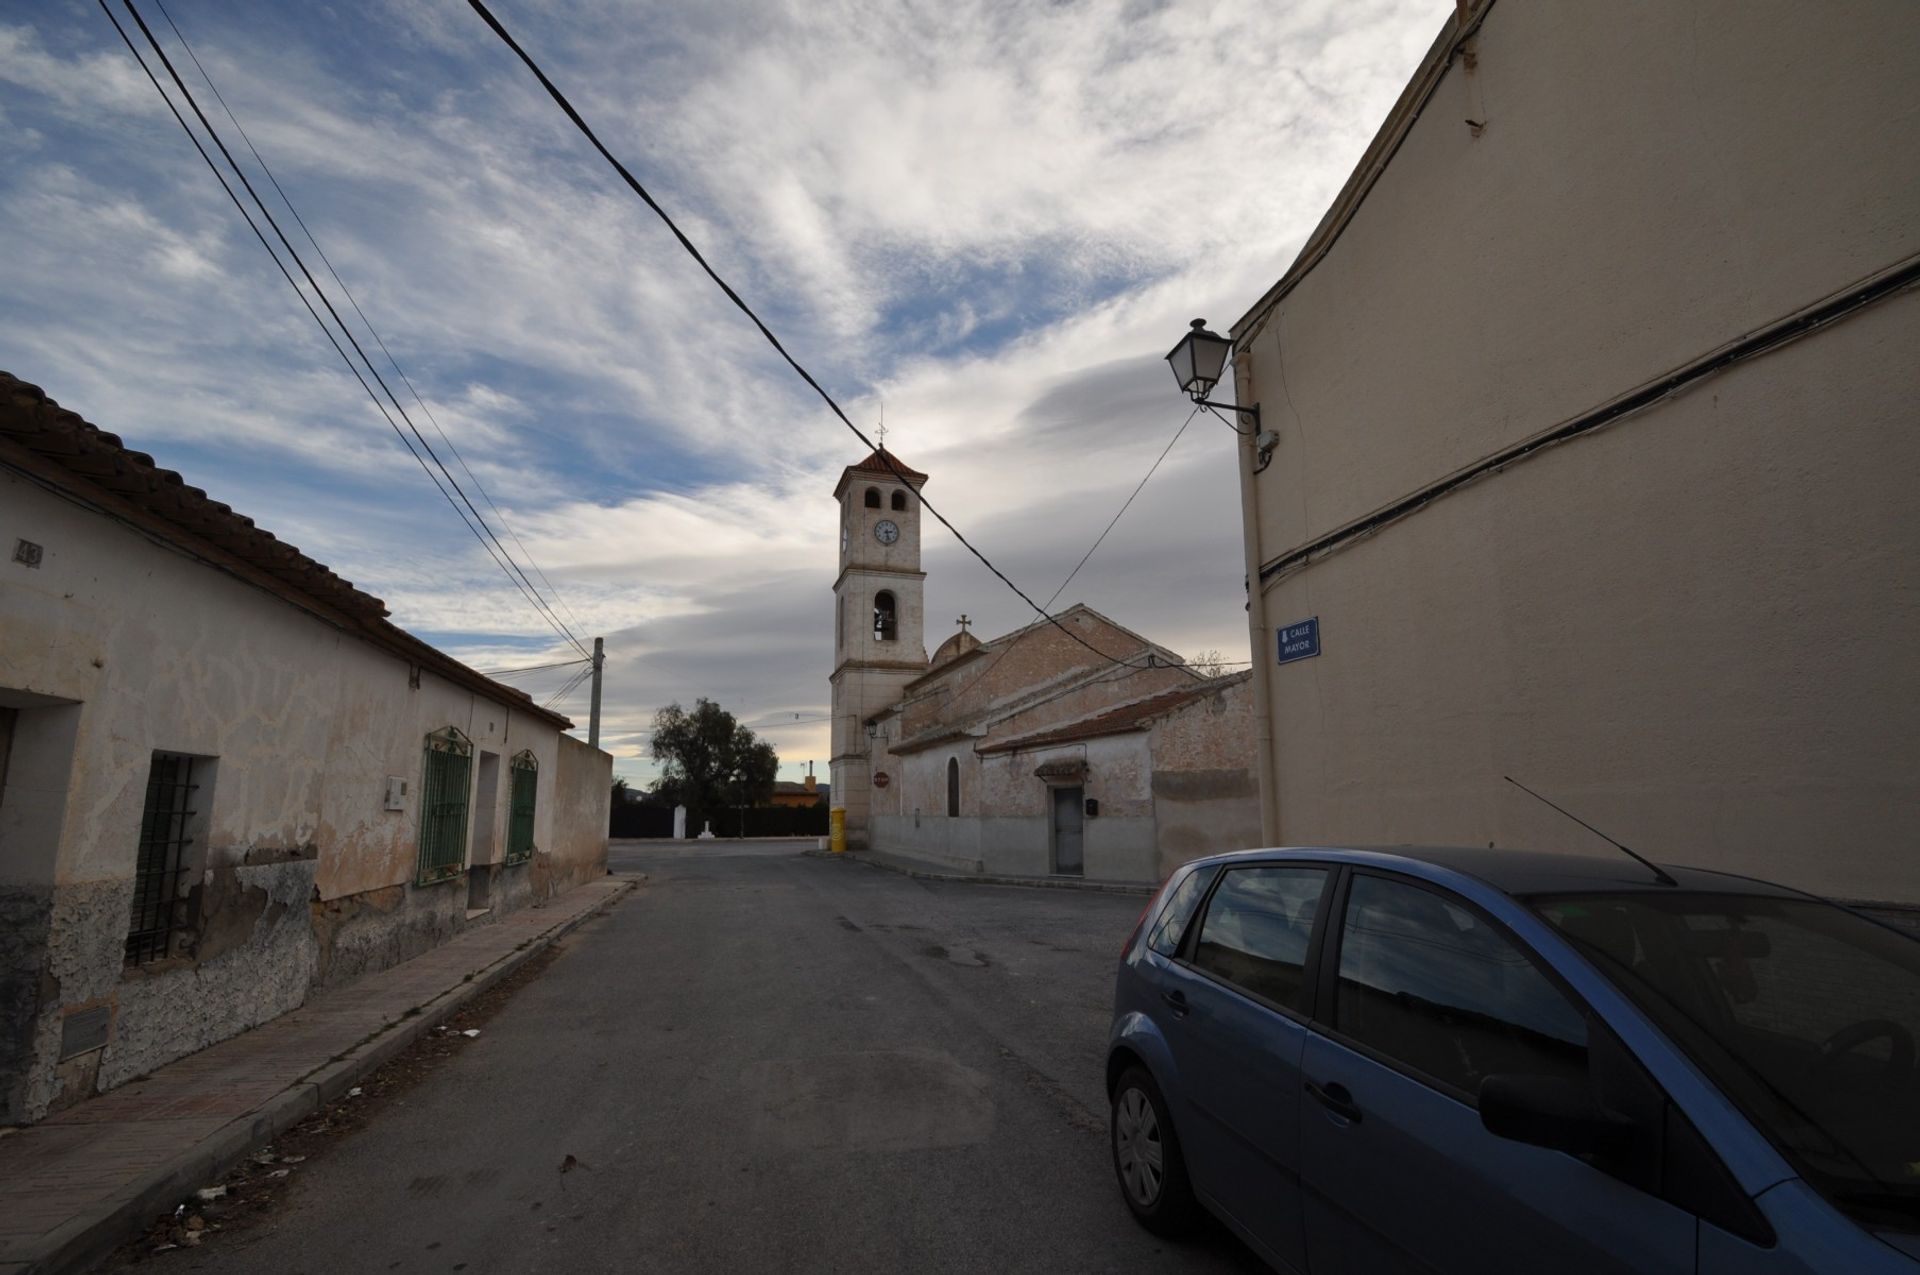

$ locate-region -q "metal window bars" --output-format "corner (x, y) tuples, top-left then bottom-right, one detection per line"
(126, 754), (197, 964)
(416, 727), (473, 885)
(505, 750), (538, 864)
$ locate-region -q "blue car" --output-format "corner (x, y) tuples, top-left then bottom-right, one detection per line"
(1106, 847), (1920, 1273)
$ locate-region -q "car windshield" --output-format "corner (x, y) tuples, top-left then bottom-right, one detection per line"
(1529, 891), (1920, 1232)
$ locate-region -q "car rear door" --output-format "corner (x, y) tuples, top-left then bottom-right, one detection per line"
(1298, 870), (1697, 1275)
(1156, 862), (1335, 1275)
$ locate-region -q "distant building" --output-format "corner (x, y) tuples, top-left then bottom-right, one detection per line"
(766, 773), (828, 809)
(1220, 0), (1919, 917)
(829, 450), (1257, 881)
(0, 374), (612, 1124)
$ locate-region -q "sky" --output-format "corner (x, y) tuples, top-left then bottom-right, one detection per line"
(0, 0), (1443, 785)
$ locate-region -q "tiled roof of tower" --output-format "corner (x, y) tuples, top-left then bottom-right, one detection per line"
(0, 372), (575, 730)
(978, 673), (1250, 755)
(832, 447), (927, 498)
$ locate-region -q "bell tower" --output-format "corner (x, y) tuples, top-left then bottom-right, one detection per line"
(829, 446), (928, 847)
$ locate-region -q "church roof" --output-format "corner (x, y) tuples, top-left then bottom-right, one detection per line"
(833, 447), (927, 498)
(977, 673), (1250, 755)
(928, 628), (983, 671)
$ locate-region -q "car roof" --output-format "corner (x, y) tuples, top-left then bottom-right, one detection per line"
(1195, 844), (1811, 900)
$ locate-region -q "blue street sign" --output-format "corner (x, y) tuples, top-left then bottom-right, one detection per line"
(1277, 617), (1320, 665)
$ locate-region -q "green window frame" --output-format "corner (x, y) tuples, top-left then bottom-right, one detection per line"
(417, 726), (473, 885)
(505, 749), (538, 865)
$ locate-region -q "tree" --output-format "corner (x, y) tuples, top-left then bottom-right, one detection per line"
(611, 776), (630, 804)
(648, 699), (780, 835)
(1190, 648), (1229, 678)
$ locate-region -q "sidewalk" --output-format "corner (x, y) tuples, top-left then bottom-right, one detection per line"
(0, 876), (635, 1275)
(810, 847), (1157, 896)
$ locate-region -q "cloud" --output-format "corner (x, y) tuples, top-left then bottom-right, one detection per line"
(0, 0), (1445, 781)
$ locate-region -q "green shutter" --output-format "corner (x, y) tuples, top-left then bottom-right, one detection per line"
(416, 727), (472, 884)
(505, 750), (538, 864)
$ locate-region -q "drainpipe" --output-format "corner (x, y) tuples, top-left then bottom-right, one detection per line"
(1233, 348), (1281, 846)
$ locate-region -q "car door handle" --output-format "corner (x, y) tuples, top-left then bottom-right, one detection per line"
(1161, 989), (1190, 1017)
(1306, 1079), (1362, 1124)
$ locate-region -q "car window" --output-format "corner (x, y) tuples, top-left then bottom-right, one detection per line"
(1188, 866), (1328, 1012)
(1534, 892), (1920, 1230)
(1334, 874), (1587, 1099)
(1145, 865), (1215, 957)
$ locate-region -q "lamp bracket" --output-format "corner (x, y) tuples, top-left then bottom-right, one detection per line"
(1193, 397), (1261, 428)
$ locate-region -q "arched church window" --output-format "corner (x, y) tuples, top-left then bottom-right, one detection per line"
(891, 490), (908, 511)
(873, 591), (897, 641)
(946, 757), (960, 817)
(864, 487), (881, 508)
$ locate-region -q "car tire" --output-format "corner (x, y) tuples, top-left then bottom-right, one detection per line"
(1111, 1065), (1198, 1235)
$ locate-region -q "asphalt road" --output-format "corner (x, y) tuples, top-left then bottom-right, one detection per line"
(149, 842), (1266, 1274)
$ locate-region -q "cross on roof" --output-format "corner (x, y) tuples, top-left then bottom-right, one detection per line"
(956, 614), (971, 634)
(876, 421), (887, 450)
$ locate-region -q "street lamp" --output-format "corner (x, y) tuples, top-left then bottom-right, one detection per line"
(1165, 318), (1273, 465)
(1165, 319), (1232, 402)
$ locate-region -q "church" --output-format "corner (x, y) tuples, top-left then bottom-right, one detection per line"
(829, 447), (1259, 883)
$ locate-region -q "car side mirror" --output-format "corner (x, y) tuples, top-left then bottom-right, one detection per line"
(1479, 1074), (1635, 1157)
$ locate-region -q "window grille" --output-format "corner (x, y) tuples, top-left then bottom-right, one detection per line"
(127, 753), (198, 964)
(505, 750), (538, 864)
(417, 727), (473, 885)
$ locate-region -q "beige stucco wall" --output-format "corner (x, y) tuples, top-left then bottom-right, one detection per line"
(0, 470), (608, 1120)
(548, 734), (611, 894)
(1230, 0), (1920, 903)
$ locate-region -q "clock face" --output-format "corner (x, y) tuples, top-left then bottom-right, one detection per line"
(874, 519), (900, 545)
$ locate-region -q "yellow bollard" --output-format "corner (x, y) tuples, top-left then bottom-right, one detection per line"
(829, 807), (846, 855)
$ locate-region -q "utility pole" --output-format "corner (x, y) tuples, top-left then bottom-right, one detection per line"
(588, 636), (604, 749)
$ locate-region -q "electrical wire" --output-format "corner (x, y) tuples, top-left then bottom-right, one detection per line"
(478, 656), (591, 677)
(543, 663), (594, 708)
(931, 403), (1209, 712)
(151, 0), (593, 645)
(112, 0), (590, 660)
(462, 0), (1153, 675)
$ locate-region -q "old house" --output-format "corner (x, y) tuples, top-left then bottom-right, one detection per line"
(0, 374), (611, 1125)
(828, 449), (1257, 882)
(1209, 0), (1919, 919)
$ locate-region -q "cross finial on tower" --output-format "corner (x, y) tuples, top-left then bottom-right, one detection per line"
(876, 421), (887, 451)
(956, 614), (971, 634)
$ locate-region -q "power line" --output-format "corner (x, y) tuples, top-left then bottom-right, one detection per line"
(478, 656), (591, 677)
(151, 0), (593, 645)
(111, 0), (589, 660)
(933, 404), (1208, 711)
(543, 662), (595, 708)
(462, 0), (1152, 675)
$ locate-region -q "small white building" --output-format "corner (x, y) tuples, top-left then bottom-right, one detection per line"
(0, 374), (611, 1124)
(829, 449), (1258, 882)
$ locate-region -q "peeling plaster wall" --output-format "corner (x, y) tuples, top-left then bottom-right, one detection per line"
(0, 474), (611, 1121)
(543, 734), (611, 897)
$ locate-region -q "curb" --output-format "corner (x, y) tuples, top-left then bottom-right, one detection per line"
(802, 849), (1155, 896)
(25, 879), (636, 1275)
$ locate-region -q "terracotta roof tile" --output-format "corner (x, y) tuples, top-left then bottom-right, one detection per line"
(978, 677), (1242, 755)
(832, 447), (927, 498)
(0, 372), (575, 731)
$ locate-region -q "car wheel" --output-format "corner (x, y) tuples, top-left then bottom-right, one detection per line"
(1111, 1065), (1197, 1235)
